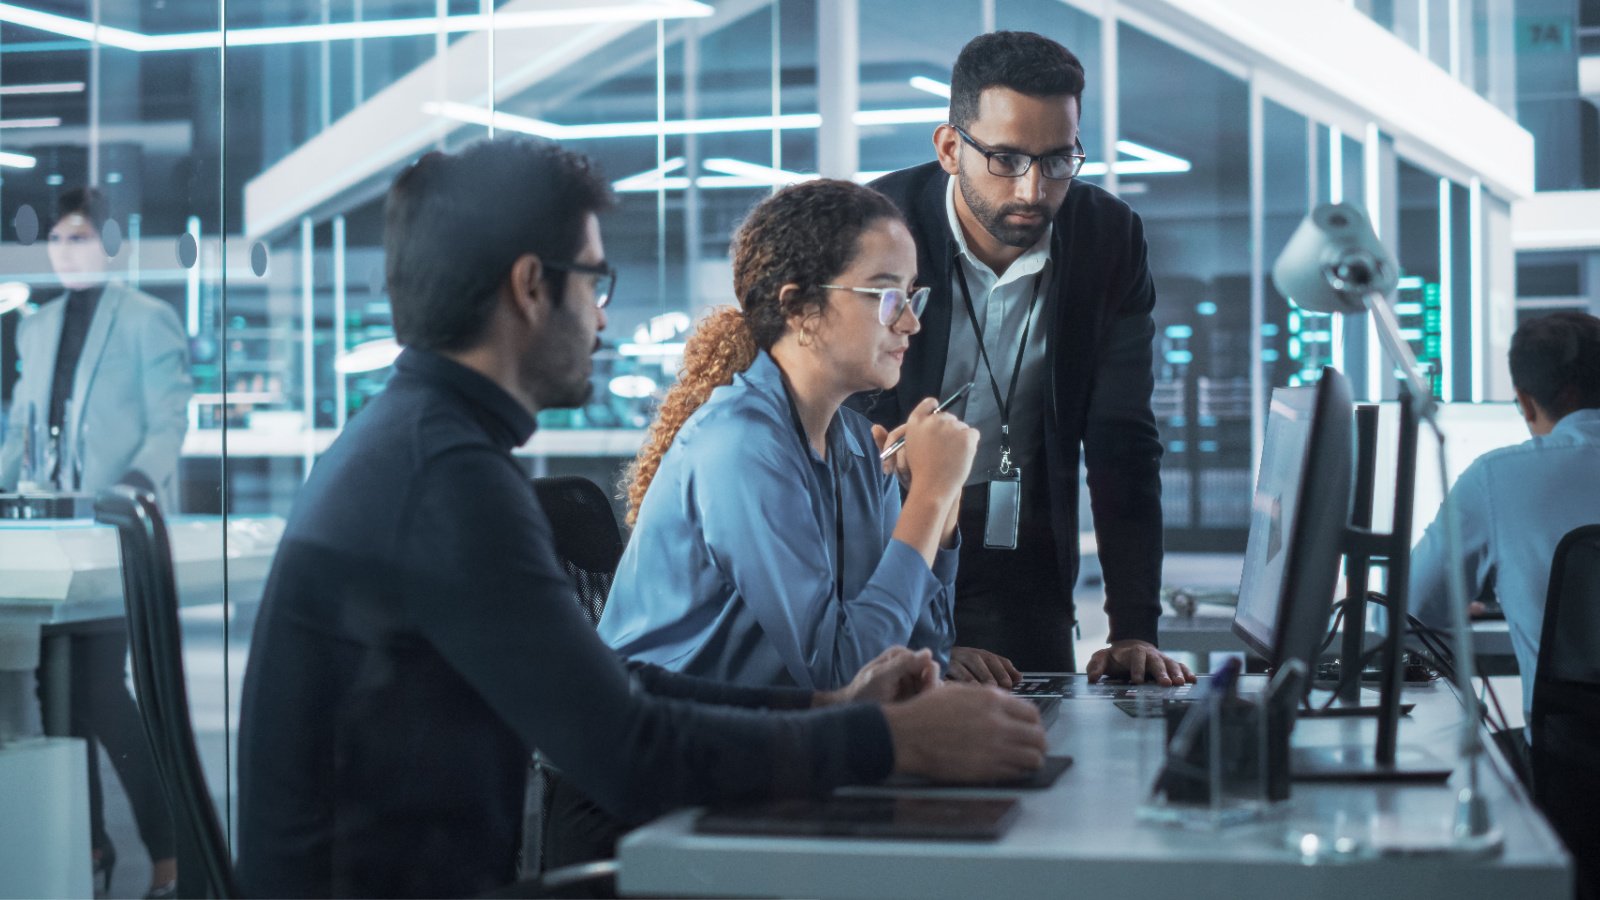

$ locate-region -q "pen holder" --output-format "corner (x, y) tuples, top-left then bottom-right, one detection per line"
(1138, 691), (1290, 830)
(1157, 695), (1291, 805)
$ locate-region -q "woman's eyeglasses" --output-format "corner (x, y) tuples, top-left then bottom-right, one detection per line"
(820, 284), (931, 327)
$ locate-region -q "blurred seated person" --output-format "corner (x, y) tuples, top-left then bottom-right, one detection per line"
(601, 179), (1001, 691)
(1409, 310), (1600, 729)
(0, 187), (187, 898)
(234, 137), (1048, 899)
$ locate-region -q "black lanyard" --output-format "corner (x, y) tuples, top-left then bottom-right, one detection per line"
(952, 241), (1045, 475)
(783, 381), (847, 604)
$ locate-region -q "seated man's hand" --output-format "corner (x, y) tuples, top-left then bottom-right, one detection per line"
(880, 683), (1047, 782)
(817, 646), (939, 707)
(946, 645), (1022, 688)
(1085, 639), (1196, 686)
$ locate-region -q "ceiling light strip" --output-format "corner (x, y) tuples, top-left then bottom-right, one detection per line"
(0, 80), (86, 95)
(0, 1), (711, 51)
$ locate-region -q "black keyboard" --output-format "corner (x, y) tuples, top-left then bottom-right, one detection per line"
(1021, 695), (1061, 725)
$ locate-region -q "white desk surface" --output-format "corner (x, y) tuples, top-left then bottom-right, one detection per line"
(617, 676), (1568, 900)
(0, 515), (283, 624)
(1158, 604), (1514, 661)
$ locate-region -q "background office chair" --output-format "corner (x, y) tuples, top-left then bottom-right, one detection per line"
(95, 486), (237, 899)
(99, 485), (620, 900)
(525, 476), (627, 888)
(531, 476), (625, 626)
(1532, 523), (1600, 900)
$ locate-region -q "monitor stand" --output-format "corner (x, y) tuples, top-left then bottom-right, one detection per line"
(1291, 744), (1452, 782)
(1297, 689), (1416, 719)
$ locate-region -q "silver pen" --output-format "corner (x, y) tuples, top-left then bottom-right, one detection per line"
(878, 382), (975, 461)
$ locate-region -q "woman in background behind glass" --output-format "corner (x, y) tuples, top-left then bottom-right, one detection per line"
(0, 187), (188, 898)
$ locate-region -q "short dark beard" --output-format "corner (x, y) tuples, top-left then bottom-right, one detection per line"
(957, 166), (1052, 249)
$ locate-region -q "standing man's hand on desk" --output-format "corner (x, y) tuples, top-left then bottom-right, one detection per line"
(1085, 639), (1196, 686)
(815, 646), (941, 707)
(880, 684), (1047, 782)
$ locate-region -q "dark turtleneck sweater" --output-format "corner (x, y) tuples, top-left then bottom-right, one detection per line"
(235, 347), (894, 898)
(48, 285), (105, 434)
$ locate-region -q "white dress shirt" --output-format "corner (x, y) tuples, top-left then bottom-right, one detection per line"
(939, 177), (1054, 485)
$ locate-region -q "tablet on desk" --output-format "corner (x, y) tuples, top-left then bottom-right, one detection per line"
(873, 755), (1074, 790)
(694, 796), (1020, 841)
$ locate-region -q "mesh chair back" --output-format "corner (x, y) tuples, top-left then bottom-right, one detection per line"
(1533, 523), (1600, 900)
(94, 486), (237, 899)
(531, 476), (624, 627)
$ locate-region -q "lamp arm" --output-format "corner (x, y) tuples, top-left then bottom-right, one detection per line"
(1360, 290), (1438, 422)
(1356, 286), (1498, 846)
(1430, 421), (1496, 841)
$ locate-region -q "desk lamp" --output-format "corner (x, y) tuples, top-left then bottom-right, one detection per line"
(1274, 203), (1501, 855)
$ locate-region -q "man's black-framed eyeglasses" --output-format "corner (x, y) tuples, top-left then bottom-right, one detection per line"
(545, 260), (617, 309)
(951, 124), (1087, 181)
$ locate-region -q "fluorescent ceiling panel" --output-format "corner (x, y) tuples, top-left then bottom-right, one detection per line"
(0, 1), (711, 51)
(0, 116), (62, 128)
(427, 101), (951, 140)
(0, 80), (85, 95)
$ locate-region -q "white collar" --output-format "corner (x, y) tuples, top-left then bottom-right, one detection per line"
(944, 175), (1052, 284)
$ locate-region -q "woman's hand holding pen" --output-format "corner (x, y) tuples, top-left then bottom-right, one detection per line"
(874, 396), (976, 559)
(877, 396), (976, 503)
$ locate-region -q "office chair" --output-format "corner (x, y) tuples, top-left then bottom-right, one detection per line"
(98, 485), (621, 900)
(531, 476), (625, 627)
(95, 486), (237, 899)
(524, 476), (628, 887)
(1532, 523), (1600, 900)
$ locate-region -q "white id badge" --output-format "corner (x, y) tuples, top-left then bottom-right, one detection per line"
(983, 469), (1021, 550)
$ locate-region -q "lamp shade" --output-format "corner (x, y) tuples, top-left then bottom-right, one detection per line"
(1271, 203), (1398, 315)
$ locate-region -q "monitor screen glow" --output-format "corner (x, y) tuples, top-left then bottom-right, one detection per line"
(1233, 387), (1317, 659)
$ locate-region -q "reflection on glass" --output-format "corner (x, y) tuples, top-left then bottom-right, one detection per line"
(1119, 22), (1251, 546)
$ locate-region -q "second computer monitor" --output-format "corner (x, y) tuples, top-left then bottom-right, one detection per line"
(1232, 367), (1354, 678)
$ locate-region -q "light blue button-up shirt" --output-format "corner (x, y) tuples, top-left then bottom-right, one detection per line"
(1409, 408), (1600, 720)
(600, 351), (959, 690)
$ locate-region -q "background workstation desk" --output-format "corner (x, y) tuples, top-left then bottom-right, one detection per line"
(0, 515), (283, 732)
(618, 676), (1569, 899)
(1158, 602), (1516, 673)
(0, 515), (283, 897)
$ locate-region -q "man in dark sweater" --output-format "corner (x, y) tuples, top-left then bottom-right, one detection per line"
(235, 137), (1047, 898)
(863, 32), (1193, 685)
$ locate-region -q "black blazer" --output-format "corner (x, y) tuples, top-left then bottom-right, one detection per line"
(859, 162), (1164, 644)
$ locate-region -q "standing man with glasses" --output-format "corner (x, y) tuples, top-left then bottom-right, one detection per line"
(861, 31), (1194, 686)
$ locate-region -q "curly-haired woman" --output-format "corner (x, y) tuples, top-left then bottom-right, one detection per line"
(597, 179), (981, 690)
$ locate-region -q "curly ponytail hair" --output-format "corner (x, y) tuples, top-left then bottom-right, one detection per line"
(622, 179), (905, 525)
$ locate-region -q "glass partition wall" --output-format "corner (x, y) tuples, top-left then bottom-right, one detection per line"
(0, 2), (1509, 892)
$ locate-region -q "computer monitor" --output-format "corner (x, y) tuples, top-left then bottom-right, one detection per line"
(1368, 400), (1527, 545)
(1231, 369), (1452, 780)
(1232, 367), (1353, 678)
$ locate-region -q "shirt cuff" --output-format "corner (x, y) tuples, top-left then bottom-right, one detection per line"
(931, 528), (961, 585)
(882, 538), (947, 597)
